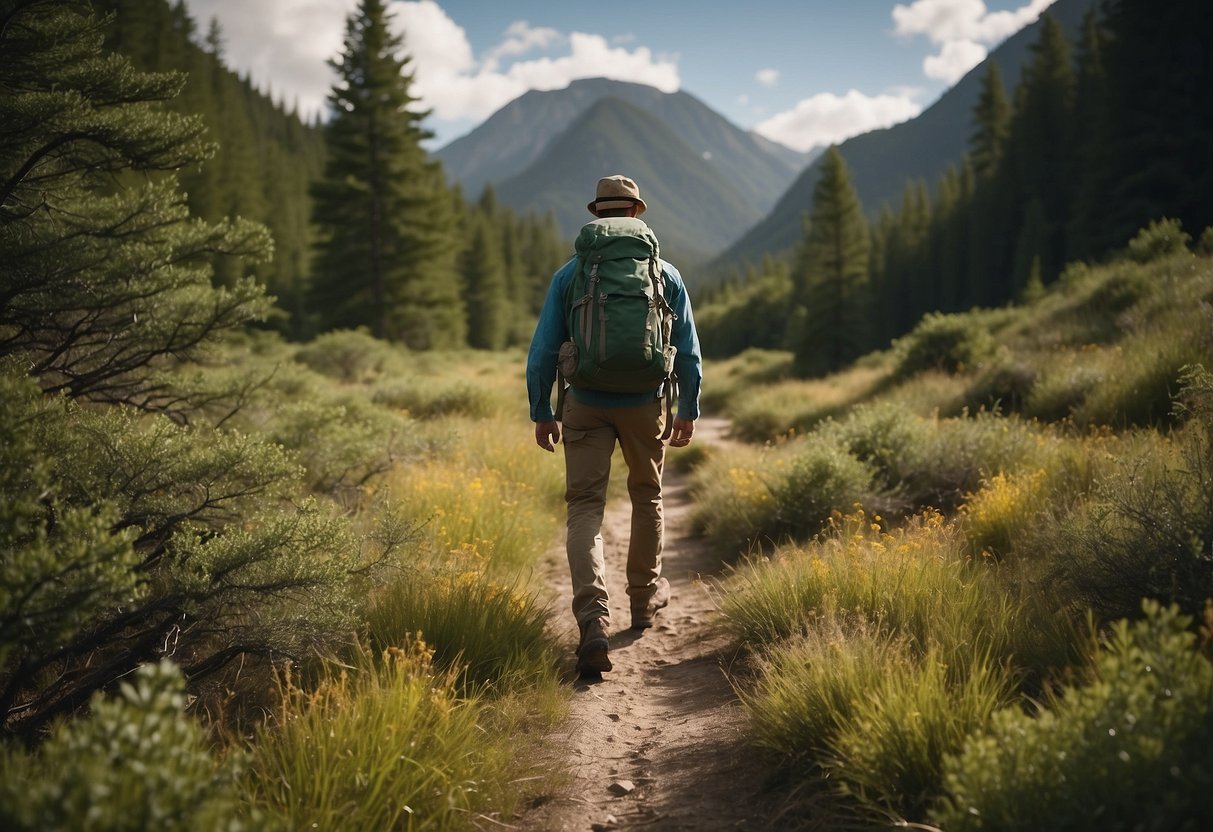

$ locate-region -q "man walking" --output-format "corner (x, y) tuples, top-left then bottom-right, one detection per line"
(527, 175), (702, 676)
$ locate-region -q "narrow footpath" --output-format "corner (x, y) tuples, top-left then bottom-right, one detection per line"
(523, 418), (785, 831)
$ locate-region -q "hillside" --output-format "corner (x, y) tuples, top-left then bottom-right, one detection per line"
(711, 0), (1096, 277)
(493, 96), (765, 267)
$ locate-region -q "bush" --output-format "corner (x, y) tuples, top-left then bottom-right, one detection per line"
(0, 368), (358, 737)
(293, 328), (404, 382)
(767, 441), (874, 544)
(1043, 367), (1213, 621)
(372, 376), (496, 419)
(1126, 217), (1191, 264)
(894, 311), (996, 378)
(0, 662), (247, 831)
(935, 601), (1213, 832)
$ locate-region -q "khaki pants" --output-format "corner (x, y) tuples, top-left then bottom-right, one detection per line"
(561, 394), (666, 627)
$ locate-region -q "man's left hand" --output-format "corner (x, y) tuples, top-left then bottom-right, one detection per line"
(669, 417), (695, 448)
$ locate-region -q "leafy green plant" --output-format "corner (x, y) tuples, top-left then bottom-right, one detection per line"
(293, 328), (405, 382)
(1042, 366), (1213, 621)
(0, 662), (248, 831)
(935, 601), (1213, 832)
(894, 311), (997, 378)
(1126, 217), (1191, 263)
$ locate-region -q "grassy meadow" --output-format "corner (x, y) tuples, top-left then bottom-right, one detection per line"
(693, 220), (1213, 829)
(6, 222), (1213, 832)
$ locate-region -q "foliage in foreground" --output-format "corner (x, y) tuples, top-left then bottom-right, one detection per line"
(0, 662), (247, 832)
(935, 601), (1213, 832)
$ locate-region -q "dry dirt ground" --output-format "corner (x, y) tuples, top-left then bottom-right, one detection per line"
(521, 418), (793, 832)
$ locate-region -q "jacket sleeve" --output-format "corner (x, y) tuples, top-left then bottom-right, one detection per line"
(663, 263), (703, 421)
(526, 257), (576, 422)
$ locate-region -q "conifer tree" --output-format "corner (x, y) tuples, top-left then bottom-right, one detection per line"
(0, 1), (358, 736)
(461, 213), (508, 350)
(970, 61), (1011, 180)
(1066, 7), (1111, 261)
(1004, 14), (1074, 283)
(790, 147), (871, 377)
(1100, 0), (1213, 248)
(309, 0), (464, 347)
(0, 0), (271, 409)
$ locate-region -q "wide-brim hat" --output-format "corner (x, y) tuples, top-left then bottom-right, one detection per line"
(587, 174), (647, 216)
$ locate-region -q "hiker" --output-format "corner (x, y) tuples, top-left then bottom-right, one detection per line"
(527, 174), (702, 676)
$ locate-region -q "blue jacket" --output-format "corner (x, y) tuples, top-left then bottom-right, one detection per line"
(527, 254), (702, 423)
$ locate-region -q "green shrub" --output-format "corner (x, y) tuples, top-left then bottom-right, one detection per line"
(935, 601), (1213, 832)
(894, 311), (996, 378)
(267, 393), (417, 497)
(1197, 227), (1213, 257)
(372, 376), (497, 419)
(768, 440), (874, 543)
(1042, 368), (1213, 621)
(818, 402), (933, 497)
(293, 328), (404, 382)
(0, 368), (358, 736)
(0, 662), (248, 831)
(1126, 217), (1191, 263)
(822, 406), (1046, 513)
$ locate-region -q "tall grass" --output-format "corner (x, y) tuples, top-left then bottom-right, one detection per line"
(246, 643), (555, 831)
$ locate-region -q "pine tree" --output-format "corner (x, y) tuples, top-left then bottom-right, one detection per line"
(0, 0), (272, 408)
(309, 0), (463, 347)
(1004, 14), (1074, 283)
(461, 213), (508, 349)
(1100, 0), (1213, 248)
(790, 147), (871, 377)
(1066, 7), (1111, 261)
(970, 61), (1011, 180)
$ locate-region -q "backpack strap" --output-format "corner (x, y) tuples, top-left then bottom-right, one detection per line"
(660, 375), (676, 441)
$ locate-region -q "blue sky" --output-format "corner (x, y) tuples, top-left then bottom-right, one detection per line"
(181, 0), (1057, 152)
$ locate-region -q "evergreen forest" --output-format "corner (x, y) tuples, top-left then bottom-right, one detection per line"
(2, 0), (1212, 829)
(697, 2), (1213, 376)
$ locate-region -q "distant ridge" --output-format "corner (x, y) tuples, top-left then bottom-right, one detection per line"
(493, 97), (762, 266)
(710, 0), (1096, 278)
(435, 78), (809, 267)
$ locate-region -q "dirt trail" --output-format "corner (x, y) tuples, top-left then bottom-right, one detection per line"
(523, 417), (781, 831)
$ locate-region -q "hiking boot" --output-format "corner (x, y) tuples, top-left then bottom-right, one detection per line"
(576, 617), (612, 675)
(630, 577), (671, 629)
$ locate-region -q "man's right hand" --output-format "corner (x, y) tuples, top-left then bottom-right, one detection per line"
(535, 420), (561, 452)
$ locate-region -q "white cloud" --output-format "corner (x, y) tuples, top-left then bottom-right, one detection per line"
(481, 21), (563, 72)
(892, 0), (1057, 84)
(923, 38), (988, 83)
(180, 0), (679, 138)
(182, 0), (357, 118)
(753, 90), (922, 153)
(756, 68), (779, 87)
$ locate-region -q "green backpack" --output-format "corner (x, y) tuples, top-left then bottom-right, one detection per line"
(559, 217), (677, 394)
